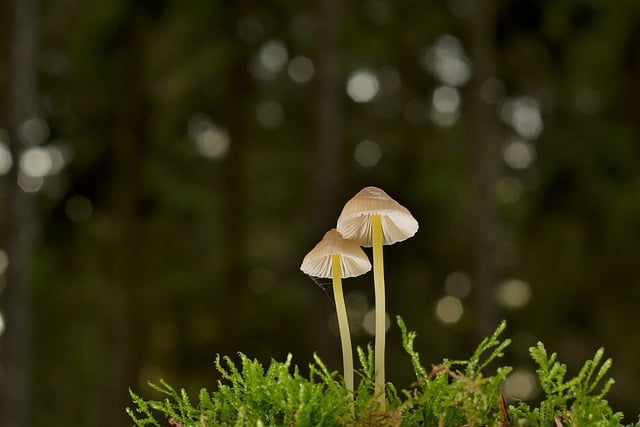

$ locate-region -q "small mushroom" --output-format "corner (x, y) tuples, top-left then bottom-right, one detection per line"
(300, 229), (371, 401)
(336, 186), (418, 408)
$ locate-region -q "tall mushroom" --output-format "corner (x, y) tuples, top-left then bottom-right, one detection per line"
(336, 186), (418, 408)
(300, 229), (371, 402)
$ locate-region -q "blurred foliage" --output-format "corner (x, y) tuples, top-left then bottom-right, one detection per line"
(1, 0), (640, 426)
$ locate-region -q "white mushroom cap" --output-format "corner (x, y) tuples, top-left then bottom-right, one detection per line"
(336, 186), (418, 247)
(300, 229), (372, 278)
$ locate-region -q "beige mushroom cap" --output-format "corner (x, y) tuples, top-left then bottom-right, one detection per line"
(336, 186), (418, 247)
(300, 229), (372, 278)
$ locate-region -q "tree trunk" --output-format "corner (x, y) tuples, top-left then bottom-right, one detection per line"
(469, 0), (501, 339)
(310, 0), (344, 359)
(102, 5), (152, 425)
(218, 2), (251, 350)
(313, 0), (343, 229)
(0, 0), (40, 426)
(222, 23), (249, 305)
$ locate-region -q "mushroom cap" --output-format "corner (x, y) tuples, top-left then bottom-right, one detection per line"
(300, 229), (372, 279)
(336, 186), (418, 247)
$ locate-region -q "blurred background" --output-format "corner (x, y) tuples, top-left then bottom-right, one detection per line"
(1, 0), (640, 425)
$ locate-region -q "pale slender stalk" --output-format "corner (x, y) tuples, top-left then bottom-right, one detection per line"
(331, 254), (354, 411)
(371, 213), (386, 409)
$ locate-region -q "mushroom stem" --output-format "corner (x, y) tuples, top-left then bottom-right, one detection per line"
(371, 213), (386, 408)
(331, 254), (354, 408)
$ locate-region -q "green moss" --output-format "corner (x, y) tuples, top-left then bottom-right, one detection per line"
(127, 317), (639, 426)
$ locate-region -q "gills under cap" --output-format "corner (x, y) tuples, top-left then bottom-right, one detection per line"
(300, 229), (372, 279)
(336, 186), (419, 247)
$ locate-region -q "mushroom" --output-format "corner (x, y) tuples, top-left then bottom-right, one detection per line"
(300, 229), (371, 401)
(336, 186), (418, 408)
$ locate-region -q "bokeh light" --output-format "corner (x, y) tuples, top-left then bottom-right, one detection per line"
(444, 272), (471, 298)
(188, 114), (230, 160)
(503, 138), (535, 170)
(17, 173), (44, 193)
(495, 278), (532, 309)
(354, 140), (382, 168)
(65, 195), (93, 223)
(432, 85), (460, 114)
(502, 369), (540, 401)
(0, 142), (12, 175)
(430, 109), (459, 127)
(422, 34), (471, 87)
(430, 85), (460, 126)
(346, 69), (380, 103)
(19, 117), (49, 146)
(287, 56), (315, 83)
(258, 39), (288, 73)
(346, 290), (370, 318)
(499, 97), (544, 139)
(0, 249), (9, 275)
(435, 295), (464, 325)
(45, 144), (69, 175)
(251, 39), (289, 80)
(19, 147), (52, 178)
(362, 309), (390, 336)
